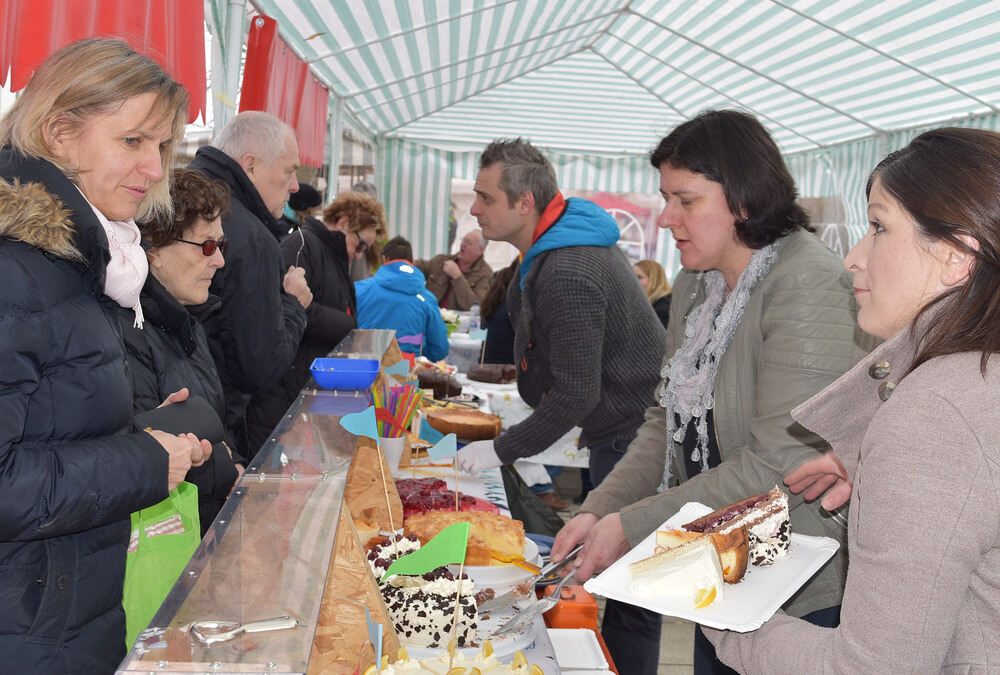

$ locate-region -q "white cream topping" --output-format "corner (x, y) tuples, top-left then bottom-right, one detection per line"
(629, 537), (724, 604)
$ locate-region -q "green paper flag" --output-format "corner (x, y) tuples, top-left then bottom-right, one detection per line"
(380, 522), (470, 582)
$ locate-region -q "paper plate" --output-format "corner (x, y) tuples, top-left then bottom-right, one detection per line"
(584, 502), (840, 632)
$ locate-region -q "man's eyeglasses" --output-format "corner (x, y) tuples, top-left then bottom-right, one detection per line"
(175, 238), (226, 256)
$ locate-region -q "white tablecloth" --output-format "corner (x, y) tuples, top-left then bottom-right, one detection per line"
(447, 332), (484, 373)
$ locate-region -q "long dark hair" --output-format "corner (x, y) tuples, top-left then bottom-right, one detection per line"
(870, 127), (1000, 374)
(650, 109), (811, 248)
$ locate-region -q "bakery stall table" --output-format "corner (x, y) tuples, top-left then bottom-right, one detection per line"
(117, 329), (560, 674)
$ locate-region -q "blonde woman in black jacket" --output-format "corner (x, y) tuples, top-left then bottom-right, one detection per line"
(0, 39), (208, 673)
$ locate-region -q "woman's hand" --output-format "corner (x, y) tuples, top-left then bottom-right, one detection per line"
(148, 430), (213, 491)
(230, 464), (246, 496)
(574, 512), (630, 581)
(784, 450), (852, 510)
(157, 387), (189, 407)
(551, 512), (598, 562)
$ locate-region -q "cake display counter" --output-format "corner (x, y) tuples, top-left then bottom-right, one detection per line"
(117, 329), (559, 674)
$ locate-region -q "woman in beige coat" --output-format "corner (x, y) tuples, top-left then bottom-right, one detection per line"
(706, 127), (1000, 672)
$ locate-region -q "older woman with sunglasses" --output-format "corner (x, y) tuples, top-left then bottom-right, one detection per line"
(245, 190), (386, 452)
(119, 168), (242, 534)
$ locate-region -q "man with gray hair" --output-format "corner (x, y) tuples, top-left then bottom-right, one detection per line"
(415, 228), (493, 310)
(456, 137), (666, 674)
(189, 111), (312, 459)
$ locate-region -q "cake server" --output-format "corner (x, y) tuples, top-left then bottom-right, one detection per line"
(492, 568), (577, 636)
(191, 615), (300, 645)
(477, 544), (582, 613)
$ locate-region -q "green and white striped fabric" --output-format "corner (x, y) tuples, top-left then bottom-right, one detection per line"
(236, 0), (999, 265)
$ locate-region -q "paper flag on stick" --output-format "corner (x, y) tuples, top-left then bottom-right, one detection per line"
(419, 420), (444, 444)
(384, 360), (410, 377)
(468, 328), (488, 341)
(365, 607), (383, 670)
(339, 406), (379, 441)
(381, 522), (470, 582)
(397, 333), (424, 346)
(427, 433), (457, 461)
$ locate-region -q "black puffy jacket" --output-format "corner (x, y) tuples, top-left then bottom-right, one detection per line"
(187, 147), (307, 459)
(119, 276), (239, 535)
(0, 151), (167, 674)
(245, 218), (356, 452)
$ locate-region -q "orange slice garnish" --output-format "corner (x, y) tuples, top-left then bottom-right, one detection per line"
(694, 586), (717, 609)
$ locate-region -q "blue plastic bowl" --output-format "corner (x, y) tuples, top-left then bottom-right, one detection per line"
(310, 357), (380, 390)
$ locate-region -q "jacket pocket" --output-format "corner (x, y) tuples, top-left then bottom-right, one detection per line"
(25, 538), (73, 644)
(0, 555), (46, 638)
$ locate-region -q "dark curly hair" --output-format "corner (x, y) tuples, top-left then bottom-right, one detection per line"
(140, 168), (229, 248)
(650, 109), (812, 249)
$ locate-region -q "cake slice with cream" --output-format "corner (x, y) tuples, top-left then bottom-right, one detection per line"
(628, 536), (724, 608)
(656, 528), (749, 583)
(682, 486), (791, 566)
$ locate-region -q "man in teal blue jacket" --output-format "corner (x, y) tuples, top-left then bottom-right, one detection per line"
(354, 236), (450, 361)
(455, 138), (666, 675)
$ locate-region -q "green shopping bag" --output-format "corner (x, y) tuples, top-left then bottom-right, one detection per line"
(122, 481), (201, 647)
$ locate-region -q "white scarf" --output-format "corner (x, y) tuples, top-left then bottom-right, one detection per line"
(657, 241), (779, 490)
(80, 190), (148, 328)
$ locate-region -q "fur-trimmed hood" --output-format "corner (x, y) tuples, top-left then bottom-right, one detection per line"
(0, 178), (82, 262)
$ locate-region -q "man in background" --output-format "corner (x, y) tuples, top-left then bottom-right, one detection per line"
(188, 111), (312, 459)
(415, 229), (493, 310)
(355, 236), (449, 362)
(455, 137), (666, 674)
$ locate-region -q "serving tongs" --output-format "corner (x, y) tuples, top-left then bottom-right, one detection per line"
(477, 544), (583, 612)
(191, 615), (300, 646)
(493, 568), (578, 636)
(489, 549), (542, 574)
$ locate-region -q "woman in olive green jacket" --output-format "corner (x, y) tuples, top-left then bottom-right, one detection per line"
(551, 109), (874, 673)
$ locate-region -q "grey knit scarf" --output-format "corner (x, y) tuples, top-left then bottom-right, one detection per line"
(657, 241), (779, 491)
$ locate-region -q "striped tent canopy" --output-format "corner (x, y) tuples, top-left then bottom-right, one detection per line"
(244, 0), (1000, 263)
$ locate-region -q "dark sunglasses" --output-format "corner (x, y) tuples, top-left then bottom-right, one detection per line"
(175, 237), (226, 256)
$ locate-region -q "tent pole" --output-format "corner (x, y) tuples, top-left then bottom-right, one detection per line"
(329, 97), (344, 198)
(219, 0), (246, 132)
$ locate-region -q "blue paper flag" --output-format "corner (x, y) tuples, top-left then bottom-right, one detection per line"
(365, 607), (383, 669)
(339, 406), (378, 441)
(384, 360), (409, 377)
(419, 420), (444, 444)
(427, 433), (457, 461)
(468, 328), (488, 341)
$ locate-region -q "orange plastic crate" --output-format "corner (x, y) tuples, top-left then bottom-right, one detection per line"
(541, 583), (599, 631)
